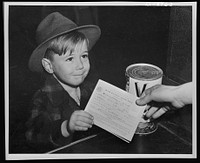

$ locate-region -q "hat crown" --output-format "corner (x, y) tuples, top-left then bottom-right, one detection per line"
(36, 12), (77, 44)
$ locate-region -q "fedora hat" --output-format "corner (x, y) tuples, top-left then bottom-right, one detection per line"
(28, 12), (101, 73)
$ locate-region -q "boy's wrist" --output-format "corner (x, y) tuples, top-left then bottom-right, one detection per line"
(61, 120), (71, 137)
(66, 120), (73, 135)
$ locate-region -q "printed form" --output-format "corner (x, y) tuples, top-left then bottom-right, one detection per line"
(85, 79), (146, 143)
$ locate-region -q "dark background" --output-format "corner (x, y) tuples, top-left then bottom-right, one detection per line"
(8, 5), (192, 153)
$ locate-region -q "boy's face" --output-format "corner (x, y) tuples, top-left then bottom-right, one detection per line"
(50, 40), (90, 87)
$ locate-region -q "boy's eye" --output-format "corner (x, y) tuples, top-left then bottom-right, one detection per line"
(66, 57), (73, 62)
(82, 54), (88, 59)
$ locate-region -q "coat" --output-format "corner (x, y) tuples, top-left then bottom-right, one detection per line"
(25, 74), (101, 152)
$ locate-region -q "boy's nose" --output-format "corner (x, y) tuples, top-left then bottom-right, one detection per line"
(76, 59), (84, 69)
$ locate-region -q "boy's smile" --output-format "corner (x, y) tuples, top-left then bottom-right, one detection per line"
(50, 40), (90, 87)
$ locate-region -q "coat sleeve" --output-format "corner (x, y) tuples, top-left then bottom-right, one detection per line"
(25, 89), (72, 152)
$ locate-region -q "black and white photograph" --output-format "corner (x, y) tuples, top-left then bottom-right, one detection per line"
(4, 2), (197, 160)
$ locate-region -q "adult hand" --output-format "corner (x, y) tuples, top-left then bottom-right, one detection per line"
(136, 82), (192, 119)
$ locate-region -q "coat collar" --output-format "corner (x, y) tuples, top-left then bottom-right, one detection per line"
(42, 75), (68, 106)
(42, 75), (96, 107)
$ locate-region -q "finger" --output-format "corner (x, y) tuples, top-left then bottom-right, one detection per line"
(144, 104), (151, 111)
(74, 126), (89, 131)
(145, 106), (159, 118)
(136, 84), (161, 106)
(75, 115), (94, 125)
(151, 107), (168, 119)
(136, 93), (152, 106)
(75, 120), (93, 128)
(75, 110), (94, 120)
(143, 105), (151, 117)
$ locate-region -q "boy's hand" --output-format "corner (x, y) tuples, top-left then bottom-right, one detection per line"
(68, 110), (94, 133)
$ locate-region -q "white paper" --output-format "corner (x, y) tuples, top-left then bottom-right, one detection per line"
(85, 79), (146, 142)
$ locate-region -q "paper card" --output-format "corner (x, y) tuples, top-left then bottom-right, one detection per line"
(85, 79), (146, 142)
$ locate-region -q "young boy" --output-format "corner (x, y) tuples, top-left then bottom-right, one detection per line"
(25, 12), (101, 152)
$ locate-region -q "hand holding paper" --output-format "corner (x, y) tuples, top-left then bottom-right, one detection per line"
(85, 79), (146, 142)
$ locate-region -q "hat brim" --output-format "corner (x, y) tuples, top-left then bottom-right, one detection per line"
(28, 25), (101, 73)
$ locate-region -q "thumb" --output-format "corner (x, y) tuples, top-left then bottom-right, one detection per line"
(136, 93), (151, 106)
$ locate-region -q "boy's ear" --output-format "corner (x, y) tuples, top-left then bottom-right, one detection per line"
(41, 58), (54, 74)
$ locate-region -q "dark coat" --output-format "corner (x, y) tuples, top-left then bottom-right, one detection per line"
(25, 75), (101, 152)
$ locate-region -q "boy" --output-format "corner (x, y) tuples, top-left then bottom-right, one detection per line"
(25, 12), (101, 152)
